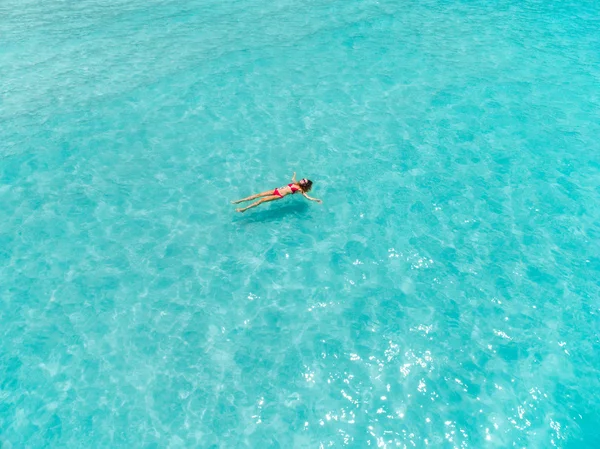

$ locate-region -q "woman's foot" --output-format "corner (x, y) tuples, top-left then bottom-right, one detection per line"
(236, 208), (246, 213)
(231, 200), (242, 204)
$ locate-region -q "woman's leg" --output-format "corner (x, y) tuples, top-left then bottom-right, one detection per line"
(236, 195), (281, 212)
(231, 190), (274, 204)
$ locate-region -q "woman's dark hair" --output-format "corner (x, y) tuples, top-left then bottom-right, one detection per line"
(300, 179), (313, 192)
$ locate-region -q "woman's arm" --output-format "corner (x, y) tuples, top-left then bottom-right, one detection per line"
(302, 192), (322, 203)
(292, 172), (297, 183)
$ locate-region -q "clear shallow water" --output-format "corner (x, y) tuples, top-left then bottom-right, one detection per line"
(1, 0), (600, 447)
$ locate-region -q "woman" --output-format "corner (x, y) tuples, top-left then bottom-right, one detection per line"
(232, 172), (322, 213)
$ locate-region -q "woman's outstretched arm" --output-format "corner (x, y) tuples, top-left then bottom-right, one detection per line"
(302, 192), (322, 203)
(291, 172), (297, 183)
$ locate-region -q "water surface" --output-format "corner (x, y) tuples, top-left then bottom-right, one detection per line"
(1, 0), (600, 447)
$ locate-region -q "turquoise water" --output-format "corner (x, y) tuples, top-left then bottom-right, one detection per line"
(2, 0), (600, 447)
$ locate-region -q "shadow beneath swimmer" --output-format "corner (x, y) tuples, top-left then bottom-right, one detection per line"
(233, 202), (310, 224)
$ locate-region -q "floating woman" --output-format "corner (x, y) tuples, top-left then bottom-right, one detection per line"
(232, 172), (322, 213)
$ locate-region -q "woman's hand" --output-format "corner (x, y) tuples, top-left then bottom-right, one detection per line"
(292, 172), (297, 182)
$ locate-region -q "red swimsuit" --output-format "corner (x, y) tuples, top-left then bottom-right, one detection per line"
(273, 183), (299, 198)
